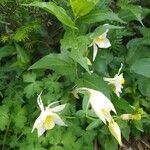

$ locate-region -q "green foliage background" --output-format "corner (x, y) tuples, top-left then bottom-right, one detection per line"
(0, 0), (150, 150)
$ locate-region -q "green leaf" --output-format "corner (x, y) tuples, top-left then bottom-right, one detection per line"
(61, 31), (91, 73)
(133, 120), (144, 132)
(0, 105), (9, 131)
(93, 51), (113, 74)
(24, 81), (43, 98)
(138, 77), (150, 97)
(119, 1), (144, 25)
(14, 20), (41, 42)
(89, 24), (123, 39)
(79, 9), (125, 24)
(69, 36), (90, 73)
(86, 119), (102, 130)
(76, 73), (110, 98)
(70, 0), (99, 17)
(130, 58), (150, 78)
(0, 46), (16, 60)
(25, 2), (76, 29)
(15, 43), (30, 69)
(29, 53), (76, 76)
(118, 120), (130, 141)
(14, 107), (27, 129)
(23, 72), (36, 83)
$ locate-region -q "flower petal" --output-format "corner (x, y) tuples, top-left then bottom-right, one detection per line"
(32, 115), (44, 133)
(37, 126), (46, 137)
(77, 88), (116, 123)
(51, 104), (66, 113)
(96, 38), (111, 48)
(37, 92), (44, 111)
(53, 114), (67, 126)
(108, 120), (122, 146)
(93, 43), (98, 61)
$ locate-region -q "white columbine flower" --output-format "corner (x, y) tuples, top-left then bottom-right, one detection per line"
(77, 87), (116, 124)
(90, 28), (111, 61)
(103, 63), (125, 98)
(108, 119), (122, 146)
(77, 87), (122, 145)
(32, 93), (67, 137)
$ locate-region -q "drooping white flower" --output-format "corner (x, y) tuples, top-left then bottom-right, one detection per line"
(32, 93), (67, 137)
(77, 88), (116, 124)
(90, 29), (111, 61)
(103, 63), (125, 98)
(108, 119), (122, 146)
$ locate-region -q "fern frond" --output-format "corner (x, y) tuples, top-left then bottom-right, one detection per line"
(14, 20), (41, 42)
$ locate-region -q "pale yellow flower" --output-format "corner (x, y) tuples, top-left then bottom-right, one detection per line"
(32, 93), (67, 137)
(120, 114), (132, 120)
(108, 119), (122, 146)
(77, 88), (116, 124)
(90, 28), (111, 61)
(104, 63), (125, 97)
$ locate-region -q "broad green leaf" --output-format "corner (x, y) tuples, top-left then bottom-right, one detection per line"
(61, 32), (91, 73)
(70, 0), (99, 17)
(138, 78), (150, 97)
(89, 24), (123, 39)
(112, 98), (133, 113)
(0, 105), (9, 131)
(76, 73), (111, 98)
(86, 119), (102, 130)
(118, 120), (130, 141)
(103, 137), (118, 150)
(79, 9), (125, 24)
(69, 49), (90, 74)
(93, 51), (113, 74)
(29, 53), (76, 76)
(133, 120), (144, 132)
(126, 46), (150, 65)
(130, 58), (150, 78)
(0, 46), (16, 60)
(25, 2), (76, 29)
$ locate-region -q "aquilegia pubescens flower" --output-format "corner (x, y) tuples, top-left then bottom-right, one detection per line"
(90, 28), (111, 61)
(104, 63), (125, 98)
(32, 93), (67, 137)
(76, 87), (122, 145)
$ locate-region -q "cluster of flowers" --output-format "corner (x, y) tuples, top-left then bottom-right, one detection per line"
(32, 29), (135, 146)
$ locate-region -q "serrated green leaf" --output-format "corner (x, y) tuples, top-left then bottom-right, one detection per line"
(14, 107), (27, 129)
(25, 2), (76, 29)
(23, 72), (36, 83)
(24, 81), (43, 98)
(70, 0), (99, 17)
(79, 9), (125, 24)
(0, 105), (9, 131)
